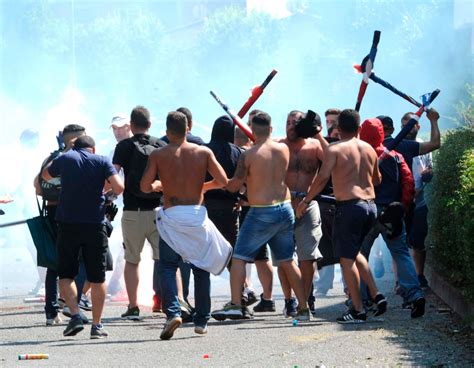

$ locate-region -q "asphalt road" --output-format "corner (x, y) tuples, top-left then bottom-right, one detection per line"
(1, 275), (473, 367)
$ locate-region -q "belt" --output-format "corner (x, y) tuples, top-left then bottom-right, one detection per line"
(335, 198), (375, 207)
(251, 199), (291, 208)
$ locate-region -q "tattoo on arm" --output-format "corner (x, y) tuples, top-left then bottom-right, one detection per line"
(234, 153), (247, 179)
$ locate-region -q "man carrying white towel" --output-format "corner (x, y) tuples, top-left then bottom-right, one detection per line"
(140, 111), (229, 340)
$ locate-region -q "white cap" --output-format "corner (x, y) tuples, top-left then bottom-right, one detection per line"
(110, 114), (129, 128)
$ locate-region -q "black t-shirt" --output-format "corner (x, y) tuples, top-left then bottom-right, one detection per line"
(112, 134), (166, 210)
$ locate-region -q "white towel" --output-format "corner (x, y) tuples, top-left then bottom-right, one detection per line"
(155, 205), (232, 275)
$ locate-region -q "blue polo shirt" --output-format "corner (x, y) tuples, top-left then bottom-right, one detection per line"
(384, 136), (420, 169)
(48, 148), (117, 224)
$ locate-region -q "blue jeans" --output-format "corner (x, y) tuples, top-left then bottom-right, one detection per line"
(153, 260), (162, 299)
(178, 260), (191, 303)
(234, 201), (295, 263)
(45, 268), (59, 318)
(361, 205), (423, 303)
(159, 238), (210, 326)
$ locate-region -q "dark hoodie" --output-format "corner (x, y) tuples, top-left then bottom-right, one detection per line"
(204, 115), (243, 201)
(359, 118), (414, 210)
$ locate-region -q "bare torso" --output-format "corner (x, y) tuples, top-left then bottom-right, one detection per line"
(152, 142), (209, 208)
(330, 137), (377, 201)
(244, 140), (291, 206)
(280, 137), (322, 209)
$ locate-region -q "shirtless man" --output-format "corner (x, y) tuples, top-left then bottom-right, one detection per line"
(212, 111), (310, 321)
(276, 110), (326, 317)
(296, 109), (387, 324)
(140, 111), (228, 340)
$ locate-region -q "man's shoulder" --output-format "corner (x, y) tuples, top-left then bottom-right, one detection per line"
(187, 133), (205, 145)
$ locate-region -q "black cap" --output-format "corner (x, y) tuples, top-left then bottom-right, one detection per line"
(377, 115), (393, 129)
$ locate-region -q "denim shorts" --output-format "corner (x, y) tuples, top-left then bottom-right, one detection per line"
(233, 201), (295, 263)
(333, 199), (376, 260)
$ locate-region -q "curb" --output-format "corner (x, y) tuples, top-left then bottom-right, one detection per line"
(425, 263), (474, 329)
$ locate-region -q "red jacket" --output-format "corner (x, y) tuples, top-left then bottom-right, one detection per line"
(360, 118), (414, 210)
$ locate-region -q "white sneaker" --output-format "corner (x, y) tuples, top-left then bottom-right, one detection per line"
(46, 315), (62, 326)
(194, 325), (208, 335)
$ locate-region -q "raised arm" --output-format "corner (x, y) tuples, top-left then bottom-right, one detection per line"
(203, 149), (229, 192)
(226, 151), (247, 193)
(314, 130), (329, 160)
(140, 151), (162, 193)
(419, 108), (440, 155)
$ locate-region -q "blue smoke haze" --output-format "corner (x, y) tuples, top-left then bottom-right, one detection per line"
(0, 0), (472, 294)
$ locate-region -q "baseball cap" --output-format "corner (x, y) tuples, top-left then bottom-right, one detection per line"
(110, 114), (129, 128)
(376, 115), (393, 130)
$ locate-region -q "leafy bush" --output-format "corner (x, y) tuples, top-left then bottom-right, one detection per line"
(427, 126), (474, 301)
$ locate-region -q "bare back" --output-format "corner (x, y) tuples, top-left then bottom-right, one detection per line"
(244, 140), (291, 205)
(329, 138), (377, 201)
(153, 142), (209, 208)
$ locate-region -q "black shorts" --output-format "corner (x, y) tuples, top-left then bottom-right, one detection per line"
(333, 199), (376, 260)
(57, 222), (109, 283)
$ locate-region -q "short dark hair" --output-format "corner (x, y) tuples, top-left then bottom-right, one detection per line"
(166, 111), (187, 137)
(287, 110), (303, 118)
(63, 124), (85, 135)
(252, 112), (271, 126)
(249, 109), (263, 117)
(251, 111), (271, 136)
(176, 107), (192, 127)
(74, 135), (95, 149)
(338, 109), (360, 133)
(325, 108), (341, 117)
(401, 112), (415, 123)
(130, 106), (151, 129)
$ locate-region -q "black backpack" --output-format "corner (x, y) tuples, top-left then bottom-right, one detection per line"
(125, 135), (165, 199)
(38, 150), (62, 202)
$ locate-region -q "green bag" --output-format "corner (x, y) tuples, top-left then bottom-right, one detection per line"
(26, 198), (57, 270)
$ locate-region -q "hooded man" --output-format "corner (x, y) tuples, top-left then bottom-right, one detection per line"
(359, 118), (425, 319)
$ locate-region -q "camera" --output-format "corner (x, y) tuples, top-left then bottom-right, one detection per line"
(294, 109), (322, 138)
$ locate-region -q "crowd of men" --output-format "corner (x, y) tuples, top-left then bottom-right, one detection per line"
(34, 103), (441, 340)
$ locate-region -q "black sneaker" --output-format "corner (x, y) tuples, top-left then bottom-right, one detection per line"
(211, 302), (244, 321)
(246, 291), (258, 306)
(283, 298), (297, 318)
(337, 309), (367, 324)
(63, 306), (89, 324)
(121, 305), (140, 321)
(253, 294), (276, 312)
(308, 293), (317, 316)
(90, 324), (108, 339)
(373, 293), (388, 317)
(180, 299), (195, 323)
(411, 297), (425, 318)
(241, 305), (254, 320)
(78, 295), (92, 311)
(418, 275), (429, 289)
(63, 316), (84, 336)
